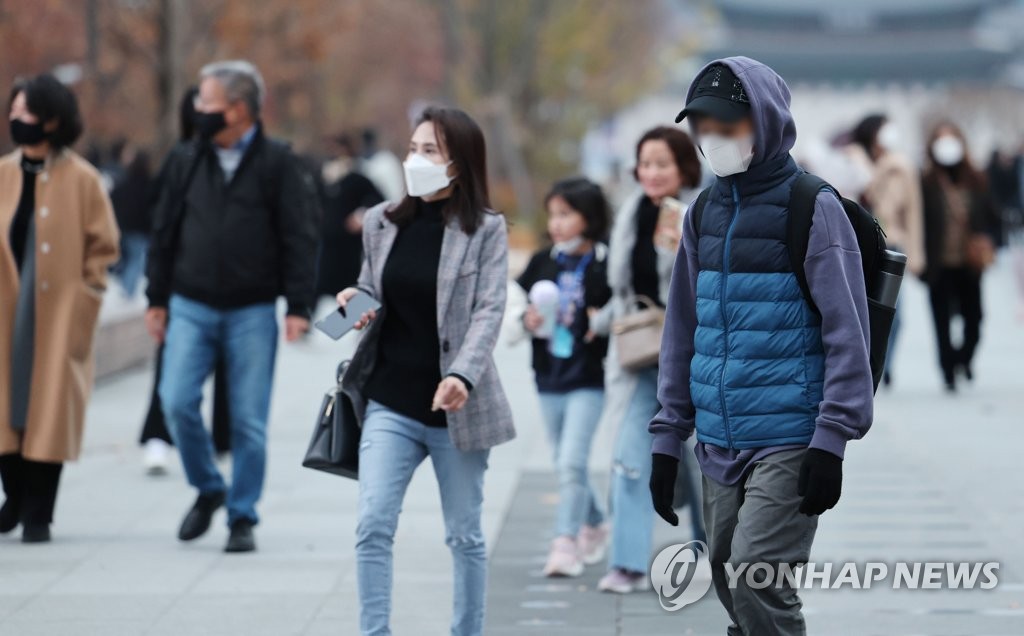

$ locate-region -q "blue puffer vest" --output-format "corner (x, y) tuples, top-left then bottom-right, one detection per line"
(691, 155), (824, 449)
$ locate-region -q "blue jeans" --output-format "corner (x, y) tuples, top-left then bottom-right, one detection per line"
(608, 367), (659, 573)
(608, 366), (706, 573)
(159, 294), (278, 526)
(114, 231), (149, 298)
(356, 401), (490, 636)
(537, 388), (605, 538)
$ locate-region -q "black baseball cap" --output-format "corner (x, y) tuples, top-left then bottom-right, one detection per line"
(675, 63), (751, 123)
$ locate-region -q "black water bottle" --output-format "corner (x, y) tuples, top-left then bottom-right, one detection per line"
(873, 250), (907, 309)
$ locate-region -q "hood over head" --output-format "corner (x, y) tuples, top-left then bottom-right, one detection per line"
(682, 56), (796, 167)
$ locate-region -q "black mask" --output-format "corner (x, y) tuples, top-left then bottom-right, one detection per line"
(193, 111), (228, 140)
(10, 119), (47, 146)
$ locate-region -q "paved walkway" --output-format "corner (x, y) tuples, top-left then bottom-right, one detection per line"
(2, 259), (1023, 635)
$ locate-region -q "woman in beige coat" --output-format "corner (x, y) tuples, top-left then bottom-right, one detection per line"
(0, 74), (119, 543)
(850, 114), (924, 387)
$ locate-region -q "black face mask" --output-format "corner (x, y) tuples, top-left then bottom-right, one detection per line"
(193, 111), (228, 140)
(10, 119), (47, 146)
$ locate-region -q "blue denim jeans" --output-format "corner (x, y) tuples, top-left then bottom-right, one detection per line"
(537, 388), (605, 538)
(356, 401), (490, 636)
(608, 367), (660, 573)
(159, 294), (278, 526)
(114, 231), (149, 298)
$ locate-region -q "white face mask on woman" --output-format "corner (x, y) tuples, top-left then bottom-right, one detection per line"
(931, 135), (965, 167)
(877, 123), (900, 151)
(403, 153), (453, 197)
(699, 133), (755, 177)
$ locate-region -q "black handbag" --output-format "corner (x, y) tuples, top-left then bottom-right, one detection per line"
(302, 360), (361, 479)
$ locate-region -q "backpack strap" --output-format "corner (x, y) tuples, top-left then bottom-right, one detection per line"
(691, 186), (712, 237)
(786, 172), (834, 316)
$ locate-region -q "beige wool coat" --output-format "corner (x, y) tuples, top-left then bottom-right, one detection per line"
(0, 148), (120, 463)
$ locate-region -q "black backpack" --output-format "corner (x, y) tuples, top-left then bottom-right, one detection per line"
(691, 172), (894, 393)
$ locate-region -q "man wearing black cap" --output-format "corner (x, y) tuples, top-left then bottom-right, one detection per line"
(648, 57), (874, 634)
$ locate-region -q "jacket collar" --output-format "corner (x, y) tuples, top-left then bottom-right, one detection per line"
(712, 154), (799, 199)
(371, 200), (476, 328)
(203, 121), (266, 183)
(13, 147), (70, 172)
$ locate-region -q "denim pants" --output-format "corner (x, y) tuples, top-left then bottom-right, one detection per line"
(356, 401), (490, 636)
(537, 388), (605, 538)
(159, 294), (278, 526)
(114, 231), (149, 298)
(608, 366), (705, 573)
(703, 448), (818, 636)
(608, 366), (660, 573)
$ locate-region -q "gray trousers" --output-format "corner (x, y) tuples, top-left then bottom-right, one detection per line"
(702, 448), (818, 636)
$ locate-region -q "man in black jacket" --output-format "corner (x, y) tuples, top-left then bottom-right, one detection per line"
(145, 60), (319, 553)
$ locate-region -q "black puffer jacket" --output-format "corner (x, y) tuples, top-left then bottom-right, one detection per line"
(146, 124), (320, 318)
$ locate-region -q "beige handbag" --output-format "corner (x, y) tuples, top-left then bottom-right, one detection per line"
(612, 295), (665, 371)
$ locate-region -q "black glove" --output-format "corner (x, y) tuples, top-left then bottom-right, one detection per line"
(797, 448), (843, 516)
(650, 453), (680, 526)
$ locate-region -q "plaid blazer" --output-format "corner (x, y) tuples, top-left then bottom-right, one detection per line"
(343, 201), (516, 451)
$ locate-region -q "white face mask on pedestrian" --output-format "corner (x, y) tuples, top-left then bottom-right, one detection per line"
(931, 135), (965, 167)
(403, 153), (453, 198)
(699, 133), (755, 177)
(552, 235), (585, 255)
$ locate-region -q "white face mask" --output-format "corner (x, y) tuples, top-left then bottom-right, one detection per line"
(552, 235), (585, 255)
(403, 153), (452, 197)
(931, 135), (964, 167)
(876, 123), (900, 151)
(699, 133), (755, 177)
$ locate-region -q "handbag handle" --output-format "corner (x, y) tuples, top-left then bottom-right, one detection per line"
(633, 295), (659, 311)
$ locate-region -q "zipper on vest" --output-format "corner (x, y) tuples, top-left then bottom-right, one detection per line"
(718, 181), (741, 449)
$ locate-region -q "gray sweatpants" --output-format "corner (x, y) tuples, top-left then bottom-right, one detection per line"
(702, 448), (818, 636)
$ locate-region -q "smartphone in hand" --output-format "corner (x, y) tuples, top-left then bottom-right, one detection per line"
(314, 292), (382, 340)
(655, 196), (684, 252)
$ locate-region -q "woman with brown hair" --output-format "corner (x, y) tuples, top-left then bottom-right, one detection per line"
(589, 125), (706, 593)
(336, 106), (514, 635)
(0, 74), (119, 543)
(920, 121), (1000, 391)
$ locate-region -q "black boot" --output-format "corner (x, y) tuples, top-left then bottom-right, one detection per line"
(0, 454), (24, 534)
(178, 491), (226, 541)
(0, 499), (20, 534)
(21, 523), (50, 543)
(943, 366), (957, 392)
(225, 518), (256, 553)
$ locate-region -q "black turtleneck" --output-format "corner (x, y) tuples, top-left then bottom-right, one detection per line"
(10, 156), (44, 272)
(364, 197), (449, 427)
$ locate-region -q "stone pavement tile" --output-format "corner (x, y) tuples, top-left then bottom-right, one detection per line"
(189, 560), (339, 595)
(0, 559), (70, 596)
(0, 619), (151, 636)
(147, 593), (321, 636)
(45, 547), (216, 595)
(5, 593), (176, 623)
(0, 596), (31, 622)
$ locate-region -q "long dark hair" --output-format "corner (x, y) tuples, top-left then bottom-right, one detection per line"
(852, 113), (886, 161)
(924, 120), (986, 192)
(386, 106), (492, 234)
(632, 126), (701, 188)
(544, 177), (611, 241)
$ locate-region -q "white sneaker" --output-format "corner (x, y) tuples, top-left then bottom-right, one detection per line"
(597, 568), (650, 594)
(542, 536), (584, 578)
(577, 522), (610, 565)
(143, 439), (171, 476)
